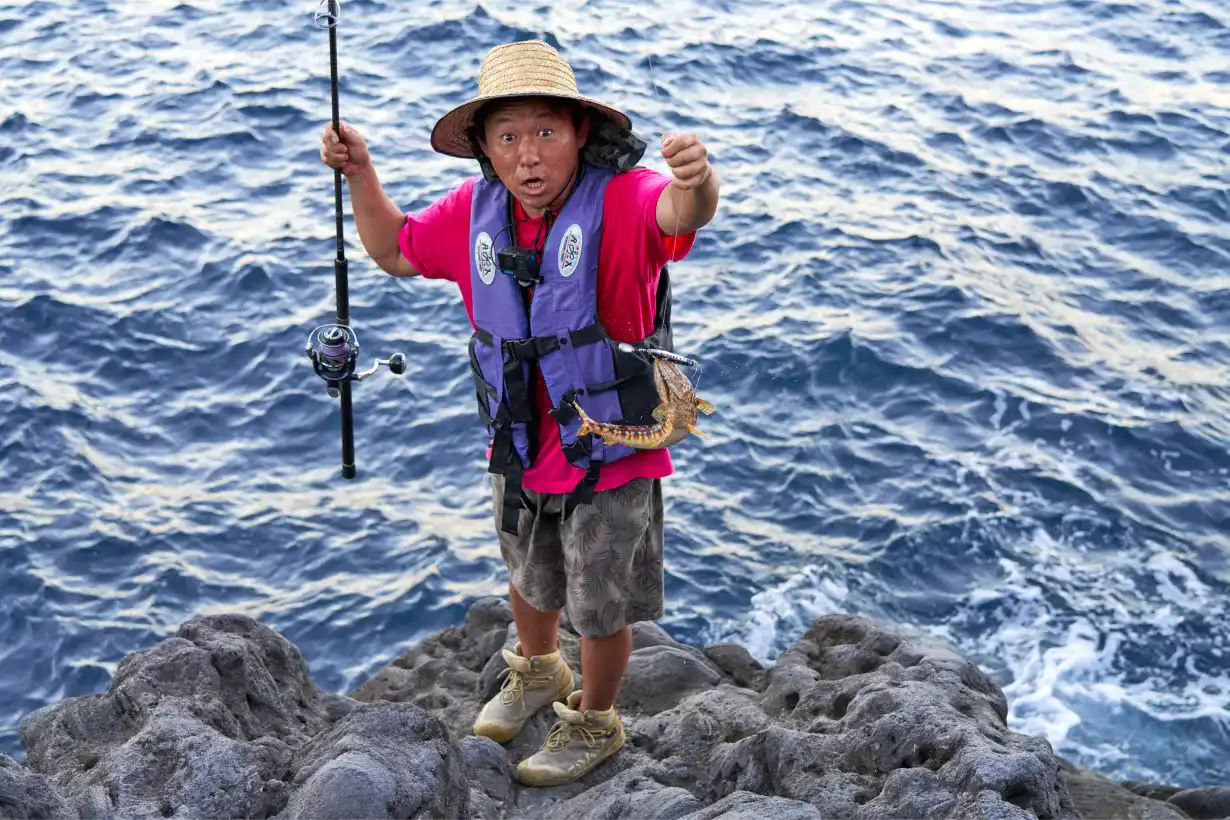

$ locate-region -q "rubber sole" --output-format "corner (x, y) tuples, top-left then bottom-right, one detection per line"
(514, 723), (626, 787)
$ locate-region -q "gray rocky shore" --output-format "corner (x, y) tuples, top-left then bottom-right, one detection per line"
(2, 599), (1226, 819)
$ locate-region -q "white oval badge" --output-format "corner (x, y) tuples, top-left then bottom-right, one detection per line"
(475, 231), (496, 285)
(558, 224), (583, 278)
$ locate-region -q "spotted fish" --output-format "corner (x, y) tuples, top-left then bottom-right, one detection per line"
(573, 358), (715, 450)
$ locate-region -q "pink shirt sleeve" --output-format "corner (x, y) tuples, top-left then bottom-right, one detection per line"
(397, 177), (476, 282)
(631, 167), (696, 268)
(603, 168), (696, 281)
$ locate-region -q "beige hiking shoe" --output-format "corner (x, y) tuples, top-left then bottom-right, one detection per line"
(473, 643), (575, 744)
(514, 690), (626, 787)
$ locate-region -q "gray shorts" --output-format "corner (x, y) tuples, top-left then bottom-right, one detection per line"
(491, 474), (665, 639)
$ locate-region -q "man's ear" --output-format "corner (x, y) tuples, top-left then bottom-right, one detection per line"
(577, 110), (591, 147)
(471, 127), (488, 156)
(467, 128), (501, 184)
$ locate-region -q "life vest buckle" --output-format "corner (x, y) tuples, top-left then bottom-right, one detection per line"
(502, 336), (560, 362)
(548, 388), (583, 424)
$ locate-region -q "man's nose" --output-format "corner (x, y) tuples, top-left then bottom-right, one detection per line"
(518, 140), (540, 167)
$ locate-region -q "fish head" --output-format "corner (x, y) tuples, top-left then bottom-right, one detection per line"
(654, 359), (694, 407)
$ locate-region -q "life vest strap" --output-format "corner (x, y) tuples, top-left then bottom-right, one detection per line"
(476, 322), (607, 361)
(501, 354), (535, 424)
(502, 335), (560, 362)
(489, 424), (526, 535)
(565, 461), (602, 517)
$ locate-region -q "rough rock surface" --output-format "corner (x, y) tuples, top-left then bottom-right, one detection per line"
(1057, 759), (1190, 820)
(0, 754), (73, 819)
(4, 599), (1217, 819)
(1167, 788), (1230, 820)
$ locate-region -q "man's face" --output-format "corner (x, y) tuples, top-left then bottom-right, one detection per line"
(478, 99), (589, 217)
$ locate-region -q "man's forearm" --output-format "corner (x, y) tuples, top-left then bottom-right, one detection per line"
(344, 163), (407, 274)
(669, 166), (719, 235)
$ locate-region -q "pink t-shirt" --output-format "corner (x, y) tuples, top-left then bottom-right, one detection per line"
(398, 168), (696, 494)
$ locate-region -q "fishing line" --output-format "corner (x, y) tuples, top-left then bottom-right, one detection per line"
(646, 53), (685, 244)
(646, 50), (707, 398)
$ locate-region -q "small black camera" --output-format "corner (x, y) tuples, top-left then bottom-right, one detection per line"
(497, 246), (542, 286)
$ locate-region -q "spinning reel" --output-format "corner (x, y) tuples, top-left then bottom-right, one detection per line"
(306, 324), (406, 398)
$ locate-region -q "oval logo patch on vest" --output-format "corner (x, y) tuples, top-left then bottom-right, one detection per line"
(475, 231), (496, 285)
(558, 224), (583, 277)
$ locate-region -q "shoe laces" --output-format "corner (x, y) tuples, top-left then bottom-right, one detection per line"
(497, 663), (554, 706)
(496, 667), (526, 706)
(544, 717), (601, 752)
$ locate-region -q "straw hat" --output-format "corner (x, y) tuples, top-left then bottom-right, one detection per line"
(430, 40), (632, 159)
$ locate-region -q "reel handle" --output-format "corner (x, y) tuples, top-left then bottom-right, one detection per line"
(355, 352), (407, 381)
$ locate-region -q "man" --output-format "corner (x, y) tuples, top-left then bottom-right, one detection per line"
(319, 40), (719, 786)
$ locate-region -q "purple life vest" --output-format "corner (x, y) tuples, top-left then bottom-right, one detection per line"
(467, 164), (674, 534)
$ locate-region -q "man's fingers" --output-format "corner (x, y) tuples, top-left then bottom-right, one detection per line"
(321, 122), (355, 146)
(665, 142), (707, 168)
(661, 132), (699, 159)
(671, 160), (712, 188)
(662, 132), (712, 190)
(321, 144), (347, 166)
(667, 151), (708, 176)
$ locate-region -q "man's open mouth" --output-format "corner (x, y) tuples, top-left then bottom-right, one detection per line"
(520, 177), (545, 193)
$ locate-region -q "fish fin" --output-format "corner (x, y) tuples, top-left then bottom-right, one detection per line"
(686, 424), (707, 437)
(651, 404), (666, 423)
(695, 398), (716, 415)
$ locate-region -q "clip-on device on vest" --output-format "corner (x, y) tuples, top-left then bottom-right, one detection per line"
(496, 247), (543, 287)
(305, 0), (406, 479)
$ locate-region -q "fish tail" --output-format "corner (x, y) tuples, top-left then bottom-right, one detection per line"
(575, 405), (627, 444)
(574, 401), (596, 436)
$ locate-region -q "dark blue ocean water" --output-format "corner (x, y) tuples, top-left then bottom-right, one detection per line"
(3, 0), (1228, 789)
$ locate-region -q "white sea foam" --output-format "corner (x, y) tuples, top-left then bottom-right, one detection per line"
(704, 563), (849, 664)
(703, 523), (1229, 784)
(928, 529), (1230, 783)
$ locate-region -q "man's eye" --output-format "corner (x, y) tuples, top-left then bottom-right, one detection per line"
(539, 128), (553, 138)
(500, 134), (515, 143)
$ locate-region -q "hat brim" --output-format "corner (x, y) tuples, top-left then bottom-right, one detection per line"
(430, 92), (632, 159)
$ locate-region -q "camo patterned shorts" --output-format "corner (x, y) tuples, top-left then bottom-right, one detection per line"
(491, 474), (665, 639)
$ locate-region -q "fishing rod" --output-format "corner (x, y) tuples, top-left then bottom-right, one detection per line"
(306, 0), (405, 479)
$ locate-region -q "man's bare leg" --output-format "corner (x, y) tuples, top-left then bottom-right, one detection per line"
(509, 582), (560, 657)
(579, 625), (632, 712)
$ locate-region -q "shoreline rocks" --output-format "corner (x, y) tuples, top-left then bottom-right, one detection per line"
(1, 600), (1220, 819)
